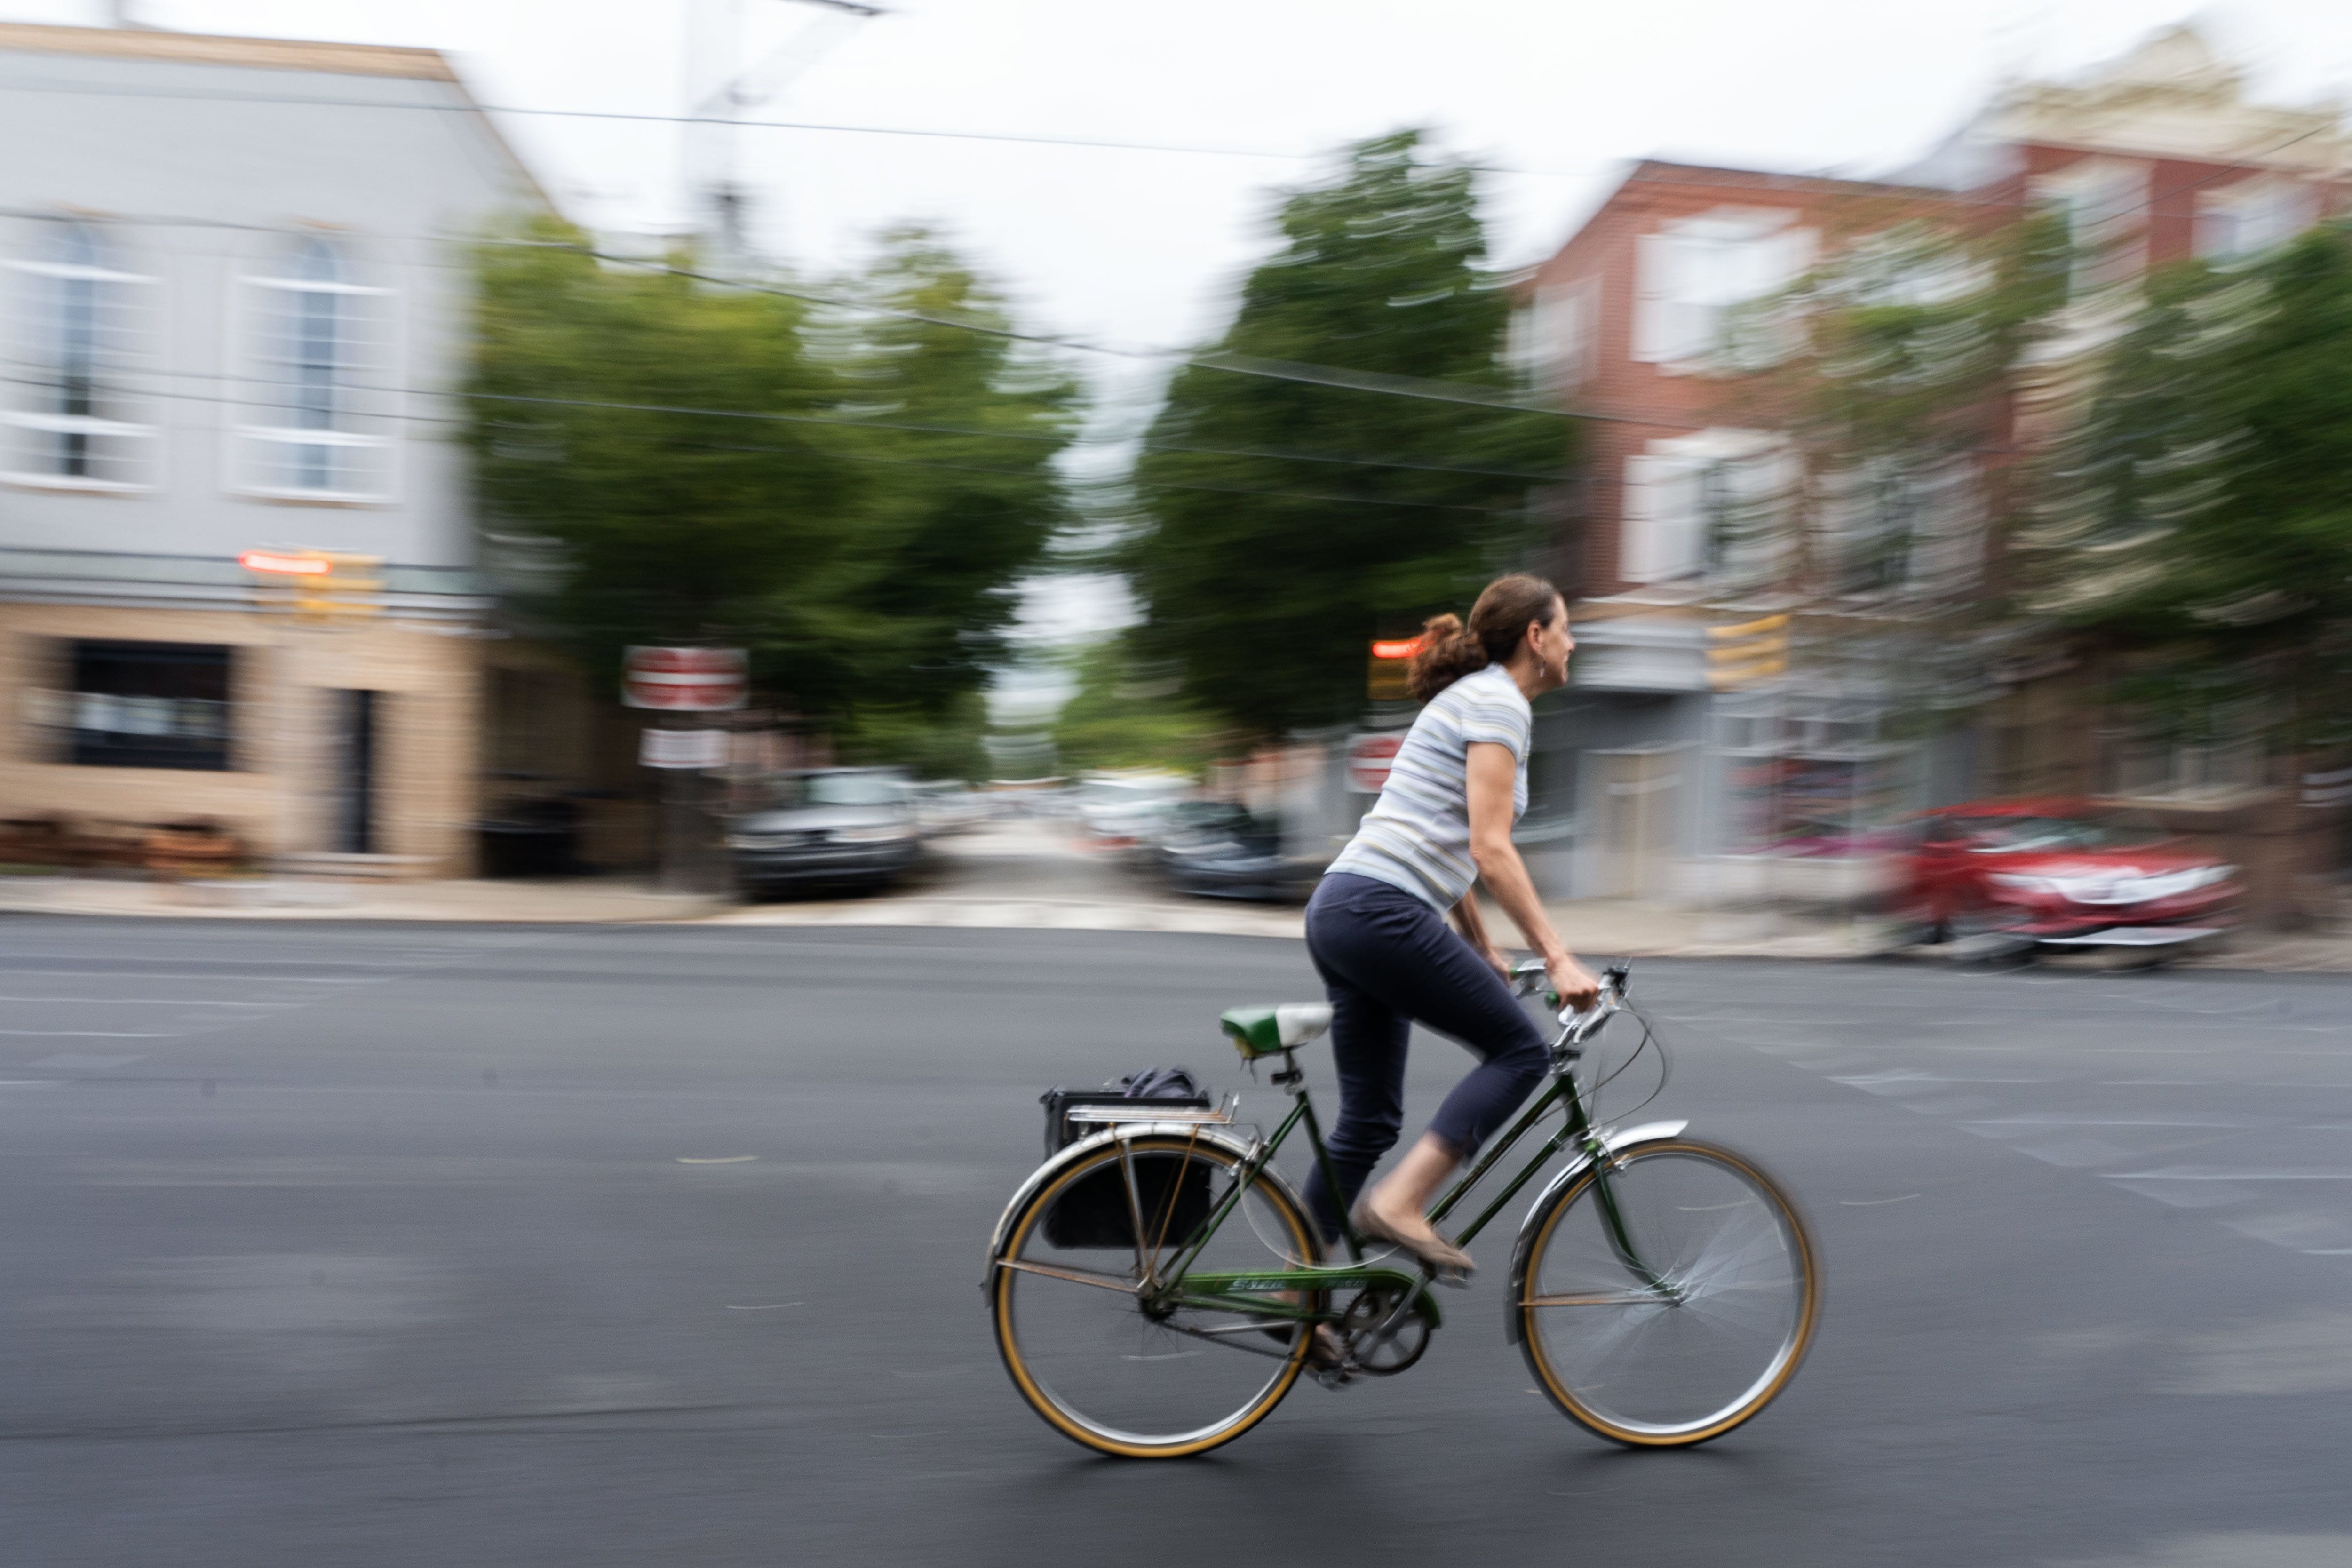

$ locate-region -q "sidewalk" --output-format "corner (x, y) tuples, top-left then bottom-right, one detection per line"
(5, 868), (2345, 971)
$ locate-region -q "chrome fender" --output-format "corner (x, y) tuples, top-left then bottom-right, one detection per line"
(1502, 1119), (1689, 1344)
(981, 1123), (1307, 1284)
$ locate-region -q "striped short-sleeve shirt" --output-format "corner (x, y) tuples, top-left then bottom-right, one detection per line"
(1327, 661), (1530, 910)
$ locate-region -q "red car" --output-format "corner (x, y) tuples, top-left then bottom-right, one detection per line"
(1897, 798), (2238, 953)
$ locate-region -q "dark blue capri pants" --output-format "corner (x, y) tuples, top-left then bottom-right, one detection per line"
(1299, 872), (1549, 1239)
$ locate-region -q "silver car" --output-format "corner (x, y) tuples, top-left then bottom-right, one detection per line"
(727, 769), (921, 898)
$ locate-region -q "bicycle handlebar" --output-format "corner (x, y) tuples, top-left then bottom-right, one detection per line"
(1509, 957), (1632, 1040)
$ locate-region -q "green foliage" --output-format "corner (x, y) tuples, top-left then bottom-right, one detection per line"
(1752, 213), (2070, 601)
(1123, 131), (1568, 739)
(467, 219), (1079, 745)
(1050, 638), (1226, 775)
(837, 690), (992, 780)
(2032, 224), (2352, 741)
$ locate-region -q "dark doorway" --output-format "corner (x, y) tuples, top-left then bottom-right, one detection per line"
(334, 690), (379, 854)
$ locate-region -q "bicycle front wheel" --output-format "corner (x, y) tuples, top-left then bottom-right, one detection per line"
(1516, 1139), (1817, 1447)
(990, 1133), (1321, 1459)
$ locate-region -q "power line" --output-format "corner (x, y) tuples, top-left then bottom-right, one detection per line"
(0, 74), (1603, 179)
(0, 350), (1569, 478)
(0, 372), (1526, 515)
(521, 238), (1576, 416)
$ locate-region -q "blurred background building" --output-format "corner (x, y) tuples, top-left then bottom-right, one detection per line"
(1512, 24), (2352, 916)
(0, 20), (580, 877)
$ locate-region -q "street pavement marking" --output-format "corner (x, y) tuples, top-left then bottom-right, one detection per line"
(0, 995), (295, 1007)
(723, 1302), (803, 1310)
(4, 1029), (178, 1039)
(1840, 1194), (1921, 1205)
(1691, 969), (2352, 1267)
(678, 1155), (759, 1164)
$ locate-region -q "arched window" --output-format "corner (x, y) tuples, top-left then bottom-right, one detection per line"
(2, 220), (157, 491)
(233, 235), (396, 501)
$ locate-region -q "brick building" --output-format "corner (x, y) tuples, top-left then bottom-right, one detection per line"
(1513, 25), (2352, 905)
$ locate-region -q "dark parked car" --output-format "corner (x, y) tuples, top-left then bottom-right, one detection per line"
(1158, 803), (1319, 903)
(1893, 798), (2238, 954)
(727, 768), (921, 898)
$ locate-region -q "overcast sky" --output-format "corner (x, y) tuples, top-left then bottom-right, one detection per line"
(17, 0), (2352, 653)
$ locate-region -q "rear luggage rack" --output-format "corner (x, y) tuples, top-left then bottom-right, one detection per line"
(1062, 1093), (1240, 1128)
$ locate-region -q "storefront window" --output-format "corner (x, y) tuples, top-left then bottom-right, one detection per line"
(69, 641), (232, 770)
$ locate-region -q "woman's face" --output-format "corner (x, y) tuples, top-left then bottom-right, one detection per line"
(1530, 598), (1575, 692)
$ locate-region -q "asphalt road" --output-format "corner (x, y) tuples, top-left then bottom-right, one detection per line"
(5, 917), (2351, 1567)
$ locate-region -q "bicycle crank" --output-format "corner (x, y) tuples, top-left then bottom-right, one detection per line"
(1337, 1280), (1439, 1376)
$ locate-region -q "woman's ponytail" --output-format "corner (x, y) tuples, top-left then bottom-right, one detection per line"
(1405, 613), (1488, 703)
(1402, 574), (1564, 704)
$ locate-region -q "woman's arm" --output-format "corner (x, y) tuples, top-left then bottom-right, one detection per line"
(1450, 886), (1507, 976)
(1466, 741), (1599, 1008)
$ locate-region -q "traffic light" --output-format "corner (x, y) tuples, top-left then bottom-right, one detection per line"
(1706, 613), (1789, 690)
(1367, 634), (1425, 702)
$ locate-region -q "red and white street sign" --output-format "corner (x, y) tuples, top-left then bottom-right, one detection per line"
(1345, 732), (1405, 794)
(622, 646), (747, 711)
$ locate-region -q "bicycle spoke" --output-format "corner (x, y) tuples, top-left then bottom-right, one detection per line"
(994, 1137), (1317, 1455)
(1521, 1144), (1814, 1443)
(994, 1257), (1143, 1293)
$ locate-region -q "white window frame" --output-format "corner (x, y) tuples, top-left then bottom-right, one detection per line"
(2, 224), (161, 494)
(227, 237), (401, 505)
(2034, 159), (2148, 299)
(1508, 276), (1598, 394)
(1620, 428), (1796, 587)
(2196, 177), (2317, 261)
(1632, 209), (1814, 374)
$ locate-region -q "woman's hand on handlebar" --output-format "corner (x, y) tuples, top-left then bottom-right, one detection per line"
(1546, 952), (1602, 1011)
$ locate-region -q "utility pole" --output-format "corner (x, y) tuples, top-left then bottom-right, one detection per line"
(678, 0), (884, 268)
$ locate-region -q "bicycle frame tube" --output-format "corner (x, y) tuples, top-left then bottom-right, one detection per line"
(1159, 1090), (1311, 1283)
(1155, 1031), (1628, 1297)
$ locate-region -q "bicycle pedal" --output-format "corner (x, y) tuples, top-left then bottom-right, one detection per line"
(1310, 1366), (1357, 1391)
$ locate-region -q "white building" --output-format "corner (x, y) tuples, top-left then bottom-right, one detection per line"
(0, 21), (573, 874)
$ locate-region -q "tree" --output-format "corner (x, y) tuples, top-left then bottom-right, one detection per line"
(467, 220), (1078, 761)
(2029, 224), (2352, 750)
(1051, 637), (1225, 775)
(1123, 131), (1567, 739)
(1742, 211), (2068, 604)
(787, 230), (1081, 724)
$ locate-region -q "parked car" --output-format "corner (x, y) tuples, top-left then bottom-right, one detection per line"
(910, 780), (993, 837)
(1071, 771), (1193, 848)
(1159, 804), (1320, 903)
(1893, 798), (2238, 955)
(726, 768), (921, 898)
(1137, 799), (1253, 879)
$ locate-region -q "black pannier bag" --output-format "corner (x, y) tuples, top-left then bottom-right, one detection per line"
(1038, 1067), (1214, 1249)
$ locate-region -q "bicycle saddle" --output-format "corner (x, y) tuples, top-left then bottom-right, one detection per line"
(1220, 1003), (1333, 1059)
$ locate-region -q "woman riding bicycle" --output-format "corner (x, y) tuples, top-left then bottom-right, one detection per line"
(1308, 573), (1600, 1275)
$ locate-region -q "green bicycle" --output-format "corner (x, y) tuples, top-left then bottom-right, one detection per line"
(985, 963), (1819, 1458)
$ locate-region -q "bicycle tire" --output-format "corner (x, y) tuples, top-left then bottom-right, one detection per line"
(1514, 1138), (1817, 1447)
(990, 1132), (1321, 1459)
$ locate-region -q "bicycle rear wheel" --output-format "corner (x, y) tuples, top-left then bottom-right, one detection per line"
(990, 1133), (1319, 1458)
(1515, 1139), (1816, 1446)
